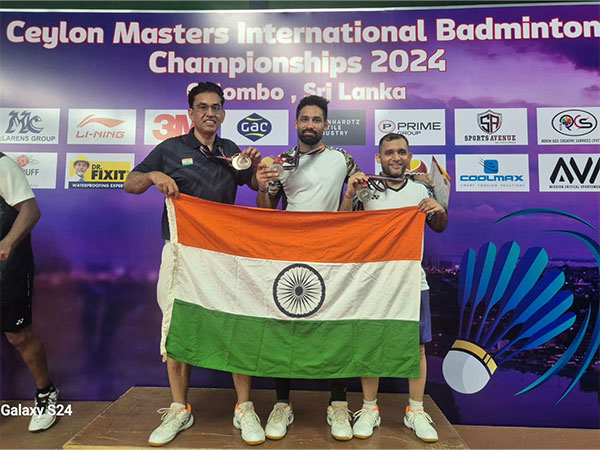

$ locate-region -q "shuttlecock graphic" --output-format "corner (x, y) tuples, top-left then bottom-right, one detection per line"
(442, 241), (576, 394)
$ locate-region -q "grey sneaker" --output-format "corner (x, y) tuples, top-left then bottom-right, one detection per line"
(326, 401), (353, 441)
(352, 405), (381, 439)
(148, 403), (194, 446)
(404, 406), (438, 442)
(265, 402), (294, 440)
(28, 388), (59, 432)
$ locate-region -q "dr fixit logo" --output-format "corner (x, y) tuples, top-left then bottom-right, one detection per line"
(0, 108), (60, 144)
(237, 113), (272, 142)
(552, 109), (597, 137)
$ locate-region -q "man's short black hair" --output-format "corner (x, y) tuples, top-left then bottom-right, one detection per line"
(188, 82), (225, 108)
(296, 95), (329, 120)
(378, 133), (409, 152)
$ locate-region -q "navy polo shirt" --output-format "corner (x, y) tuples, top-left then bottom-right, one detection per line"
(132, 128), (252, 240)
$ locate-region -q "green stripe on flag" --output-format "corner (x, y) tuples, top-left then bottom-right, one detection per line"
(166, 299), (420, 379)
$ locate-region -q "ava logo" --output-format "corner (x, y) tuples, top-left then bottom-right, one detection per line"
(552, 109), (597, 137)
(550, 156), (599, 185)
(480, 159), (498, 174)
(273, 264), (325, 318)
(5, 110), (43, 134)
(477, 110), (502, 134)
(237, 113), (272, 142)
(443, 209), (599, 403)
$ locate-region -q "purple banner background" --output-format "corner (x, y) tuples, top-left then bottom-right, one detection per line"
(0, 5), (598, 428)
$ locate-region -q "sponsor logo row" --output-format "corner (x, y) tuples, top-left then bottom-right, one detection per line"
(7, 152), (598, 193)
(1, 107), (599, 147)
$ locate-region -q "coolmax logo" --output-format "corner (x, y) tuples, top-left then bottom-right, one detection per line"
(480, 159), (498, 174)
(237, 113), (272, 142)
(5, 110), (43, 134)
(477, 110), (502, 134)
(552, 109), (597, 137)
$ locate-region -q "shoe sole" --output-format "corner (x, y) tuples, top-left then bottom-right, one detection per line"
(244, 439), (266, 445)
(332, 435), (353, 441)
(266, 434), (286, 440)
(403, 416), (438, 443)
(148, 414), (194, 447)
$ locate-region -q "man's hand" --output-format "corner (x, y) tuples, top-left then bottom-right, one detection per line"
(241, 146), (262, 170)
(256, 161), (280, 193)
(149, 171), (179, 198)
(344, 172), (369, 200)
(0, 239), (10, 261)
(412, 173), (434, 187)
(418, 197), (444, 215)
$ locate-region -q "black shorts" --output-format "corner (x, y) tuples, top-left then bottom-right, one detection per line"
(1, 272), (33, 333)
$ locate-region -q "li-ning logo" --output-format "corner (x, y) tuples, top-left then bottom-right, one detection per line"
(237, 113), (272, 142)
(75, 114), (125, 139)
(551, 109), (597, 137)
(5, 110), (43, 134)
(477, 110), (503, 134)
(550, 156), (600, 185)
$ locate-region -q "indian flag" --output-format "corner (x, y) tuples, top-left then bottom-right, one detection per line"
(163, 194), (426, 379)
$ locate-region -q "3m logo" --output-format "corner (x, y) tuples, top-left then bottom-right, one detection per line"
(550, 156), (599, 185)
(144, 110), (192, 145)
(5, 110), (43, 134)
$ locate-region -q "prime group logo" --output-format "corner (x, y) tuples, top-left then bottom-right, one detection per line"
(455, 154), (529, 192)
(374, 109), (446, 146)
(67, 109), (136, 145)
(0, 108), (60, 144)
(537, 107), (600, 145)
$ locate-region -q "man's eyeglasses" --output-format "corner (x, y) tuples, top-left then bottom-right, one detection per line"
(193, 103), (223, 113)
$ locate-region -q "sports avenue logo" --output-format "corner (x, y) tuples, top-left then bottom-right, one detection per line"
(552, 109), (597, 137)
(477, 110), (502, 134)
(237, 113), (272, 142)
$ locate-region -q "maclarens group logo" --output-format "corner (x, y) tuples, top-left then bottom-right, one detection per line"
(0, 108), (60, 144)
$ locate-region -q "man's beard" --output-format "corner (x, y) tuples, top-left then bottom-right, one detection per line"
(298, 129), (322, 146)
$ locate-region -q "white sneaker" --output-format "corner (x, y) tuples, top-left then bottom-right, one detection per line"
(265, 402), (294, 440)
(404, 406), (438, 443)
(148, 402), (194, 447)
(233, 402), (265, 445)
(326, 401), (353, 441)
(352, 405), (381, 439)
(28, 388), (59, 432)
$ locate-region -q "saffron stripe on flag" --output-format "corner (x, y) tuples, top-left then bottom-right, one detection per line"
(171, 194), (425, 263)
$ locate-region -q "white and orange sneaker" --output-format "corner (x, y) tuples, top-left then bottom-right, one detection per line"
(148, 402), (194, 446)
(404, 406), (438, 442)
(233, 401), (265, 445)
(352, 405), (381, 439)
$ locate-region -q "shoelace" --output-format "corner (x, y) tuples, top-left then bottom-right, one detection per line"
(331, 405), (352, 424)
(268, 405), (288, 424)
(156, 407), (181, 425)
(409, 409), (434, 426)
(240, 408), (262, 430)
(34, 392), (54, 414)
(353, 408), (378, 425)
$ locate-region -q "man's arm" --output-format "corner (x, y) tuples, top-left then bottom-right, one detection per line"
(339, 172), (368, 211)
(0, 198), (40, 261)
(418, 198), (448, 233)
(240, 146), (262, 191)
(124, 171), (179, 198)
(255, 163), (282, 209)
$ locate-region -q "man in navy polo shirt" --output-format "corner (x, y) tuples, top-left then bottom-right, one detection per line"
(124, 82), (265, 446)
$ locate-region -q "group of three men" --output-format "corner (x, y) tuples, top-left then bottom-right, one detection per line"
(123, 81), (448, 446)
